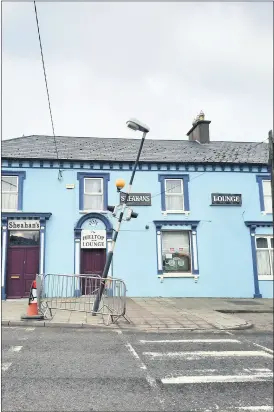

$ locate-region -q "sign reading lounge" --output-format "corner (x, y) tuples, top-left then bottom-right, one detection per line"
(81, 230), (106, 249)
(211, 193), (242, 206)
(8, 219), (41, 230)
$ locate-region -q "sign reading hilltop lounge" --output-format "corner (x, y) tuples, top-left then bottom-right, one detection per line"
(120, 192), (151, 206)
(81, 230), (106, 249)
(8, 219), (41, 230)
(211, 193), (242, 206)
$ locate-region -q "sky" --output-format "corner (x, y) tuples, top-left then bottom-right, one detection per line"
(2, 1), (273, 142)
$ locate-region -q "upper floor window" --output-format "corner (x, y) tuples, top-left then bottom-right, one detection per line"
(158, 174), (190, 213)
(256, 236), (273, 280)
(262, 181), (272, 213)
(256, 175), (272, 213)
(84, 178), (103, 210)
(1, 171), (25, 211)
(77, 172), (110, 211)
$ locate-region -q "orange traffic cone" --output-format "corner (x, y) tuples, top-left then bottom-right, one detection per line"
(21, 280), (44, 320)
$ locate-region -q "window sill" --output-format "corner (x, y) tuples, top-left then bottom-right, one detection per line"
(158, 273), (198, 278)
(79, 210), (108, 214)
(258, 276), (274, 281)
(162, 211), (190, 215)
(2, 209), (20, 212)
(261, 211), (273, 215)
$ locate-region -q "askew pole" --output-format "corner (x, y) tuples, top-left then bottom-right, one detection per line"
(92, 130), (148, 314)
(269, 130), (274, 225)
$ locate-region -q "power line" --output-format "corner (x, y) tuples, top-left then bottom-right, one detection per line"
(33, 1), (62, 178)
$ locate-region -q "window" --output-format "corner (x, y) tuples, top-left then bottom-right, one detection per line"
(162, 231), (191, 273)
(1, 176), (18, 210)
(84, 178), (103, 210)
(77, 172), (110, 211)
(158, 174), (190, 212)
(165, 179), (184, 211)
(9, 231), (40, 246)
(262, 181), (272, 213)
(256, 236), (273, 280)
(256, 175), (272, 213)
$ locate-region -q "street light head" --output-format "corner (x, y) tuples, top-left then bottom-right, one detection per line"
(115, 178), (126, 192)
(126, 118), (150, 133)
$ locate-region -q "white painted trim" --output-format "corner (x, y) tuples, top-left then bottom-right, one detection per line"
(258, 276), (274, 281)
(75, 239), (81, 275)
(162, 210), (190, 215)
(192, 231), (198, 271)
(158, 273), (197, 278)
(1, 229), (7, 287)
(39, 230), (45, 274)
(156, 231), (163, 271)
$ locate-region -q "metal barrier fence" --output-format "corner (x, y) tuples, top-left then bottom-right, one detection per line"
(36, 273), (127, 325)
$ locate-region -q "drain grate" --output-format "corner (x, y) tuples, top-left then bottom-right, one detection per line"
(226, 300), (262, 305)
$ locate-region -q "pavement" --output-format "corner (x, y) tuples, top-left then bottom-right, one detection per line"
(1, 297), (273, 331)
(1, 326), (273, 411)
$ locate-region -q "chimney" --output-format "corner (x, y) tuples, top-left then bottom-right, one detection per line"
(187, 111), (211, 143)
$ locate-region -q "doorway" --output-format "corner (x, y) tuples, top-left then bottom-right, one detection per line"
(6, 231), (40, 298)
(80, 249), (106, 295)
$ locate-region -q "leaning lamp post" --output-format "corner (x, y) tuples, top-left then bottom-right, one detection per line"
(92, 119), (150, 314)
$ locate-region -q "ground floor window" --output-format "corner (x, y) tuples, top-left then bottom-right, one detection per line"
(161, 230), (191, 273)
(256, 236), (273, 279)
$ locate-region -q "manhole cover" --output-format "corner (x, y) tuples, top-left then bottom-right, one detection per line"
(227, 300), (262, 305)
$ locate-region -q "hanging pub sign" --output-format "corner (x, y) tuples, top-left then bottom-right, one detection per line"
(211, 193), (242, 206)
(8, 219), (41, 230)
(120, 192), (151, 206)
(81, 230), (106, 249)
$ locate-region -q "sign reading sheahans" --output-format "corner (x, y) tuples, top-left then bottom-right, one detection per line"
(81, 230), (106, 249)
(8, 219), (41, 230)
(120, 192), (151, 206)
(211, 193), (242, 206)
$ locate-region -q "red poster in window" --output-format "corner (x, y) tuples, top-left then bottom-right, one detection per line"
(170, 248), (175, 252)
(179, 248), (184, 251)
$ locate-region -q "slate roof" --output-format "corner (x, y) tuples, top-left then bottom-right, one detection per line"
(1, 135), (269, 165)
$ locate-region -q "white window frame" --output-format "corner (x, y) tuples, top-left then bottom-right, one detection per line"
(161, 230), (193, 277)
(1, 175), (19, 211)
(83, 177), (104, 212)
(262, 180), (272, 214)
(164, 179), (185, 213)
(255, 235), (273, 280)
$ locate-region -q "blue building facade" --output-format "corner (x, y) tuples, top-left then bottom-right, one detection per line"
(1, 118), (273, 299)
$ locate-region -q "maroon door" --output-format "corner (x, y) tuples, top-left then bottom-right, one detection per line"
(6, 247), (39, 298)
(80, 249), (106, 295)
(6, 230), (40, 299)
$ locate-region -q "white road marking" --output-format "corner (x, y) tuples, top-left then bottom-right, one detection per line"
(244, 368), (272, 372)
(251, 342), (273, 355)
(1, 363), (12, 372)
(140, 339), (241, 344)
(236, 407), (273, 411)
(25, 327), (35, 332)
(9, 346), (23, 352)
(122, 339), (157, 389)
(161, 372), (273, 384)
(143, 350), (272, 359)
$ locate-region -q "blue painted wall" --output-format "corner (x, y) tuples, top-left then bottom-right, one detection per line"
(2, 161), (273, 298)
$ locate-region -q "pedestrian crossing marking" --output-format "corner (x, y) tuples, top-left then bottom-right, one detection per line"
(143, 350), (272, 359)
(161, 372), (273, 384)
(140, 339), (241, 344)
